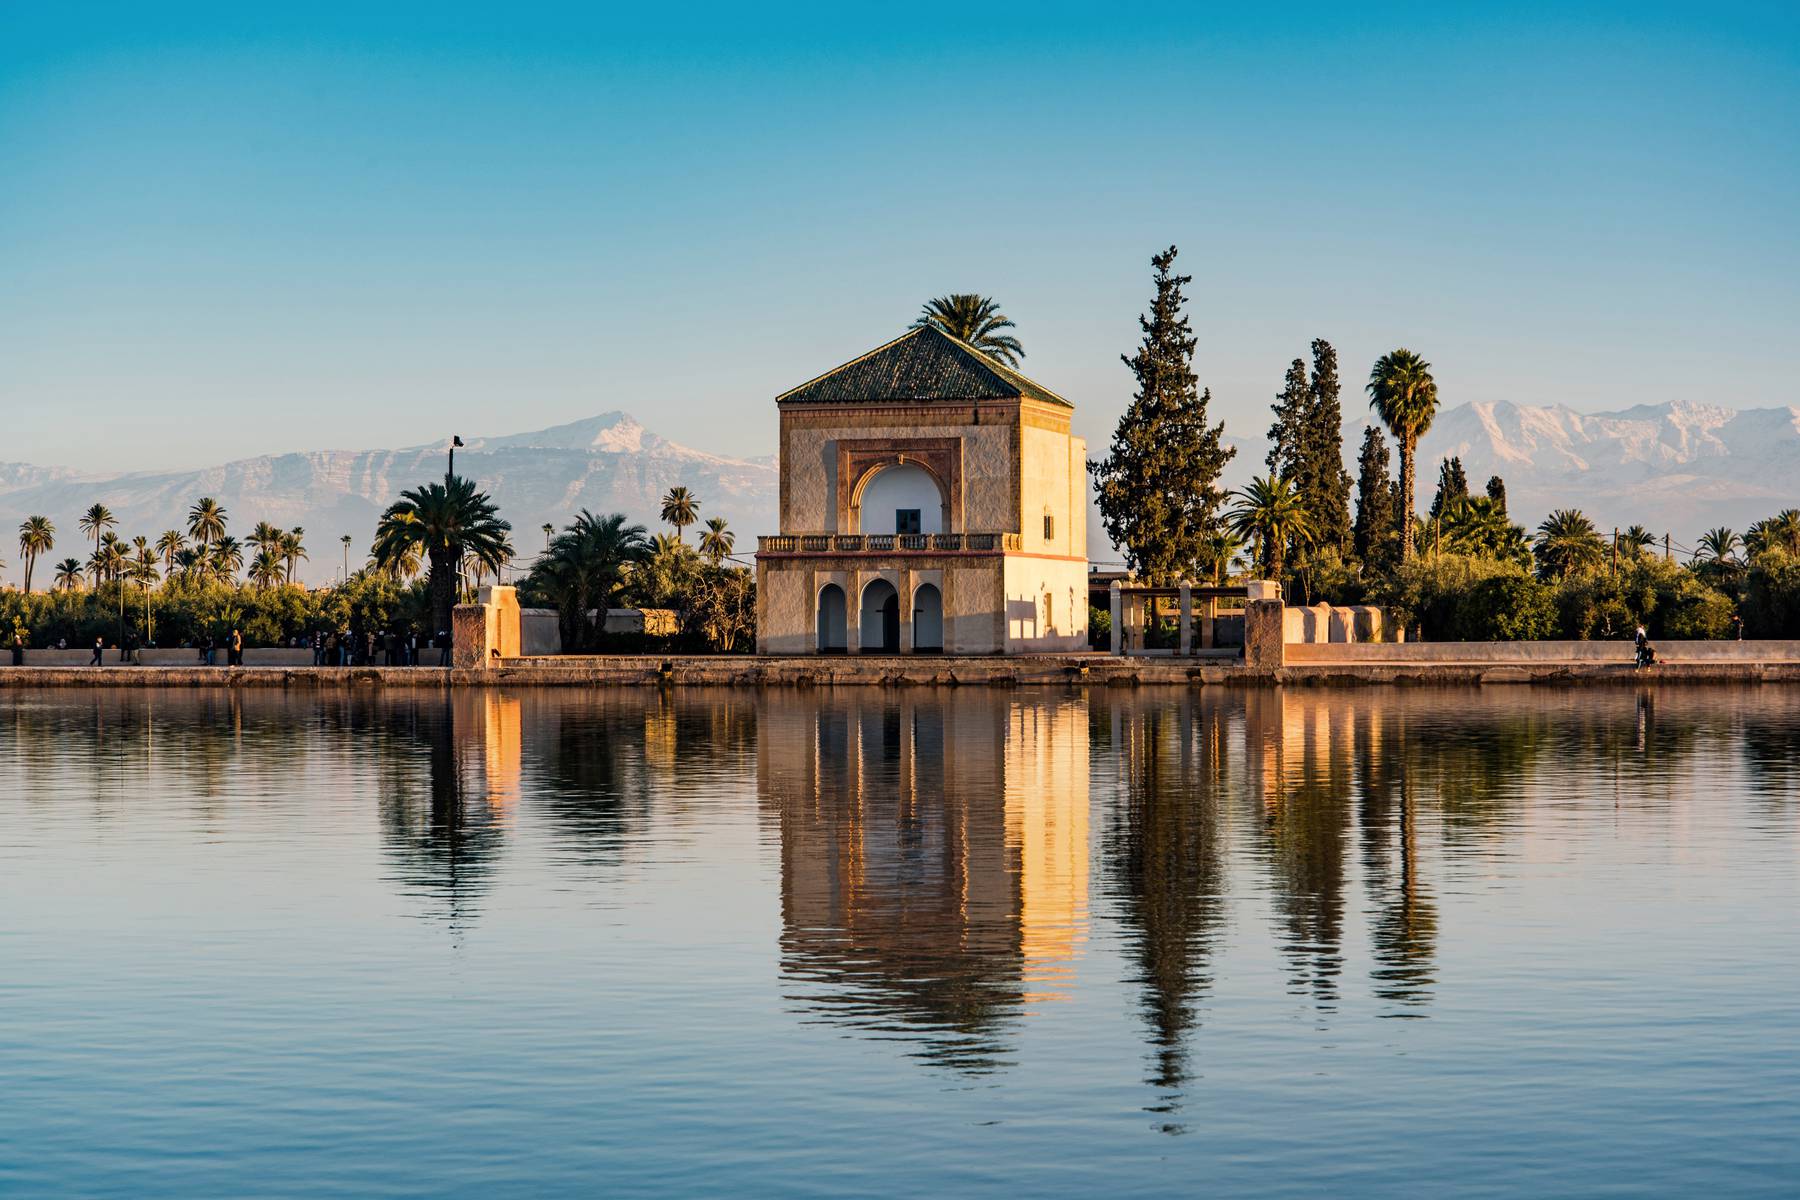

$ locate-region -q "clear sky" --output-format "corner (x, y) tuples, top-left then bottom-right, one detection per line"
(2, 1), (1796, 474)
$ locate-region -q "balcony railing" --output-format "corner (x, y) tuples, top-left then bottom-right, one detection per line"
(758, 532), (1022, 554)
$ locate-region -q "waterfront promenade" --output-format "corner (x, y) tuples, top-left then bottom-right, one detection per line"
(6, 644), (1800, 689)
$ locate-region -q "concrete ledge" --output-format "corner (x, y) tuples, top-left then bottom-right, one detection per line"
(1285, 639), (1800, 665)
(4, 655), (1800, 689)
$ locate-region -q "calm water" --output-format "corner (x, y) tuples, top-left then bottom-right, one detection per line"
(2, 686), (1797, 1197)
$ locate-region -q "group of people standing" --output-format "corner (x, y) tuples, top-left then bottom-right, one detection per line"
(311, 627), (449, 667)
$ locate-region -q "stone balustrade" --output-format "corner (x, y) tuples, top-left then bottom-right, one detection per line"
(757, 532), (1023, 554)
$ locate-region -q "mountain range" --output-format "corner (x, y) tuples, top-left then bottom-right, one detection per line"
(0, 413), (778, 586)
(2, 399), (1795, 586)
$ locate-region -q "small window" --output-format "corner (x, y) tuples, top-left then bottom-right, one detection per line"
(1043, 514), (1054, 541)
(896, 509), (922, 535)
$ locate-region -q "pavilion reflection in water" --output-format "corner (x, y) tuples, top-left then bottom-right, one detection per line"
(757, 692), (1090, 1071)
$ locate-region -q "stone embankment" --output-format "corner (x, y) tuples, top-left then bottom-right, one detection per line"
(4, 650), (1800, 688)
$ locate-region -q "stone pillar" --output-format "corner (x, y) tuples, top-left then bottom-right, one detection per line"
(1244, 597), (1287, 670)
(900, 573), (915, 655)
(1109, 580), (1123, 656)
(453, 585), (521, 670)
(1178, 583), (1192, 656)
(1202, 595), (1217, 650)
(845, 574), (862, 655)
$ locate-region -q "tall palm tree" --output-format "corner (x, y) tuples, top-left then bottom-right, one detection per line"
(1228, 475), (1314, 579)
(525, 510), (650, 652)
(249, 548), (285, 589)
(1534, 509), (1606, 580)
(911, 294), (1024, 367)
(78, 504), (115, 560)
(53, 558), (84, 591)
(94, 535), (127, 586)
(698, 516), (735, 567)
(1762, 509), (1800, 556)
(187, 497), (228, 549)
(17, 515), (54, 593)
(660, 487), (700, 543)
(279, 529), (307, 582)
(372, 474), (512, 637)
(248, 520), (284, 557)
(1366, 349), (1439, 565)
(209, 536), (244, 582)
(130, 536), (155, 581)
(155, 530), (186, 576)
(173, 547), (203, 579)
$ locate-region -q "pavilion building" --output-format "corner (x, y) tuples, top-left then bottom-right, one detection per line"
(755, 326), (1089, 655)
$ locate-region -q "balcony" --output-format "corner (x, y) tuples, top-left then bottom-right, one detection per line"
(758, 532), (1022, 555)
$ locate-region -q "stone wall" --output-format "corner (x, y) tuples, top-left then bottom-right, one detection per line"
(1287, 639), (1800, 664)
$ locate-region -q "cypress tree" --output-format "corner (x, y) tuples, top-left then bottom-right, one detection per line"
(1090, 246), (1235, 583)
(1299, 338), (1353, 554)
(1485, 474), (1507, 512)
(1353, 424), (1395, 566)
(1429, 456), (1468, 518)
(1266, 358), (1309, 476)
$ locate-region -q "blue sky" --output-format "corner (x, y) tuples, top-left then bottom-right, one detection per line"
(2, 1), (1796, 473)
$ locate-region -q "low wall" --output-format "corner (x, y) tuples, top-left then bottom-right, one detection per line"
(5, 648), (315, 667)
(1286, 640), (1800, 665)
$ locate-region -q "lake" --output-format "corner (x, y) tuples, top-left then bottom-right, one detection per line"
(1, 685), (1796, 1197)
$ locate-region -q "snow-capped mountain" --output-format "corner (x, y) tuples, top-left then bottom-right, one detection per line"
(0, 413), (777, 586)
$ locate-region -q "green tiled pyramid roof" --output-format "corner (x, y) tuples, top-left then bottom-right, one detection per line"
(776, 325), (1071, 408)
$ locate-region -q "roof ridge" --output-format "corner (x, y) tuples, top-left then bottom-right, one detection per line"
(929, 326), (1072, 407)
(774, 327), (932, 403)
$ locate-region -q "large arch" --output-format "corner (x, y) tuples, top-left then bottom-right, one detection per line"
(851, 461), (950, 535)
(860, 579), (900, 653)
(817, 583), (847, 653)
(912, 583), (943, 652)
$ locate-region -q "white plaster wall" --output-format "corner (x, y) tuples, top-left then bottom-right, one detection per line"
(1001, 556), (1090, 652)
(859, 464), (944, 533)
(1018, 424), (1087, 559)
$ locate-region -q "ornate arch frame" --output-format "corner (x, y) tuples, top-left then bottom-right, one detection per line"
(837, 438), (962, 534)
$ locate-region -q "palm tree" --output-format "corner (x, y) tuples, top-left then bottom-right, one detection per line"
(187, 497), (228, 549)
(1761, 509), (1800, 556)
(248, 520), (284, 557)
(130, 542), (159, 587)
(1622, 524), (1657, 558)
(78, 504), (116, 560)
(1534, 509), (1606, 580)
(1366, 350), (1439, 565)
(699, 516), (735, 567)
(53, 558), (84, 591)
(249, 547), (285, 589)
(911, 294), (1024, 367)
(279, 529), (307, 582)
(525, 510), (651, 651)
(1198, 529), (1244, 587)
(1695, 527), (1741, 566)
(1228, 475), (1314, 579)
(93, 535), (127, 586)
(1441, 495), (1530, 564)
(660, 487), (699, 543)
(210, 536), (244, 582)
(155, 530), (186, 576)
(372, 474), (512, 637)
(172, 546), (202, 580)
(17, 516), (54, 593)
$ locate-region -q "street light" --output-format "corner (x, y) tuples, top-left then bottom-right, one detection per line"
(448, 435), (464, 481)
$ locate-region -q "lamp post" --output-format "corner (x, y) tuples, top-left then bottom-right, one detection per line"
(448, 435), (464, 482)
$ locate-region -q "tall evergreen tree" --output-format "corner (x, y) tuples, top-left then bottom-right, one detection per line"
(1090, 246), (1235, 582)
(1485, 474), (1507, 512)
(1298, 339), (1352, 554)
(1353, 425), (1395, 566)
(1429, 456), (1468, 518)
(1266, 358), (1309, 476)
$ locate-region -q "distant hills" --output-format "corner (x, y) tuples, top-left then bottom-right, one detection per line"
(4, 399), (1794, 587)
(0, 413), (778, 586)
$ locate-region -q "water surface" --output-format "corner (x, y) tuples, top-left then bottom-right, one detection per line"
(2, 686), (1796, 1197)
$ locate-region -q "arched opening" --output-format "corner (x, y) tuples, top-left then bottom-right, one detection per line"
(860, 579), (900, 653)
(855, 463), (947, 535)
(817, 583), (847, 653)
(912, 583), (943, 653)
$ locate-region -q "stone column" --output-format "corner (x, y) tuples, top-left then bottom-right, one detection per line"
(1109, 580), (1123, 656)
(1244, 597), (1287, 670)
(1202, 594), (1217, 650)
(845, 573), (862, 655)
(900, 572), (915, 655)
(1178, 583), (1192, 656)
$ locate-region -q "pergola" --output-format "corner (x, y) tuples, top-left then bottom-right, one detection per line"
(1105, 579), (1280, 656)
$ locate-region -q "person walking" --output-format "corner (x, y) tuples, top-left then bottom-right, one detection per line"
(228, 628), (244, 667)
(311, 628), (324, 666)
(437, 629), (451, 667)
(11, 632), (24, 666)
(90, 636), (104, 666)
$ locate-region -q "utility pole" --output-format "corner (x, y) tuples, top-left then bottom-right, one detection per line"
(1665, 532), (1672, 563)
(1611, 528), (1620, 576)
(341, 535), (351, 581)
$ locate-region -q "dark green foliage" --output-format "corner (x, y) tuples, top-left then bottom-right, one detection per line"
(1429, 456), (1468, 518)
(1353, 425), (1397, 568)
(1265, 341), (1353, 561)
(1266, 358), (1309, 476)
(373, 473), (512, 636)
(1457, 573), (1556, 641)
(1366, 349), (1439, 564)
(911, 294), (1024, 367)
(1484, 475), (1507, 511)
(1090, 246), (1235, 582)
(521, 510), (650, 652)
(1743, 551), (1800, 637)
(680, 566), (756, 653)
